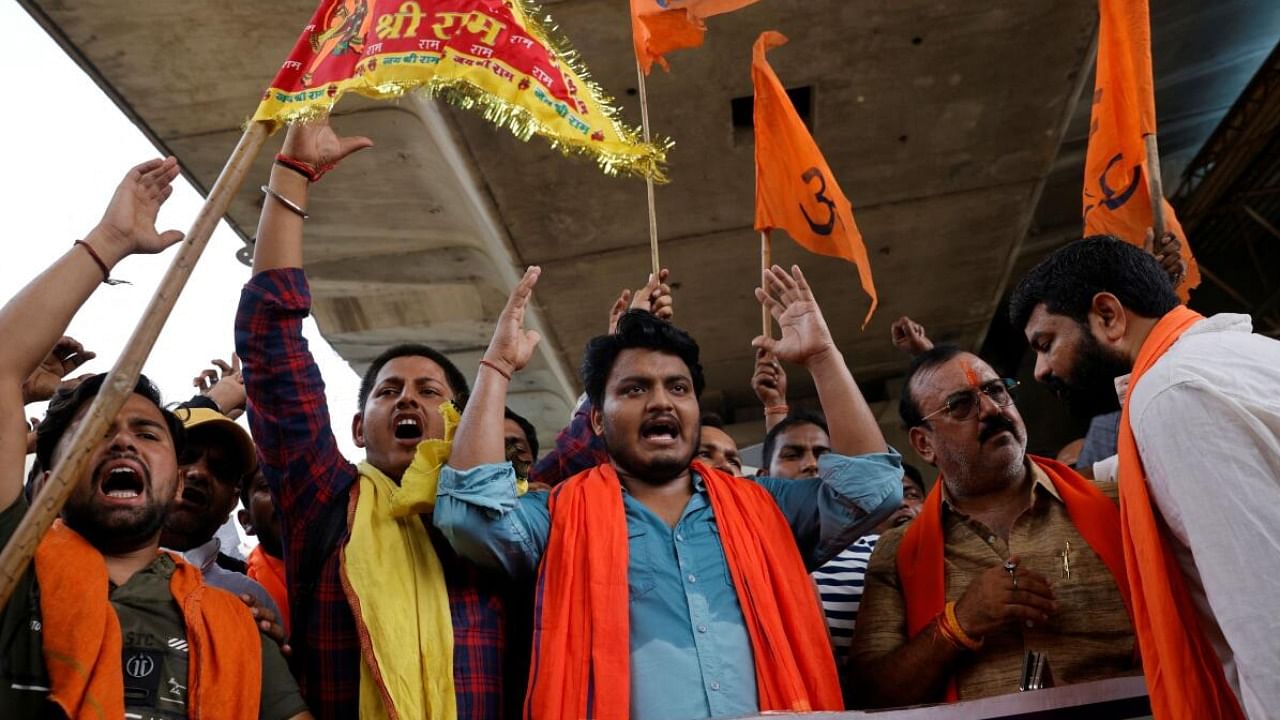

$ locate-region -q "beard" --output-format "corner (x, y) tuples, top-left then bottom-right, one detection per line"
(602, 421), (699, 486)
(1049, 328), (1131, 415)
(63, 493), (168, 556)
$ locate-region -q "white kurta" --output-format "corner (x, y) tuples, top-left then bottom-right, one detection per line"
(1128, 313), (1280, 720)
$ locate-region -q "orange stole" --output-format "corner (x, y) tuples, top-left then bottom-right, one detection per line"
(34, 521), (261, 719)
(1118, 306), (1245, 719)
(526, 461), (841, 719)
(896, 457), (1131, 702)
(247, 545), (291, 633)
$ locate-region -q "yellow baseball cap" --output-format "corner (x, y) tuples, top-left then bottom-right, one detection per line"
(176, 407), (258, 479)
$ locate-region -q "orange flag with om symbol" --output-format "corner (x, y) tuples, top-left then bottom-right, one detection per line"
(752, 31), (877, 327)
(1083, 0), (1199, 297)
(631, 0), (761, 74)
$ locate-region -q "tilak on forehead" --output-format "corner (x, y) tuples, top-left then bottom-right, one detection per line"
(962, 361), (981, 389)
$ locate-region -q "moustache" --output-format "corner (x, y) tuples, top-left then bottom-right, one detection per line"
(978, 416), (1017, 443)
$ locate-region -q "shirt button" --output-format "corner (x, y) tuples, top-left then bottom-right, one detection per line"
(697, 624), (708, 633)
(687, 574), (697, 583)
(710, 681), (721, 691)
(987, 535), (996, 544)
(676, 533), (685, 542)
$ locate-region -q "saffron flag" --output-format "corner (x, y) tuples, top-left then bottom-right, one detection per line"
(1083, 0), (1199, 297)
(631, 0), (761, 74)
(753, 31), (877, 327)
(254, 0), (668, 179)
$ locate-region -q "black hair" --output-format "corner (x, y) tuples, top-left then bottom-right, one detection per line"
(761, 410), (829, 472)
(902, 462), (925, 494)
(580, 310), (705, 407)
(1009, 235), (1180, 331)
(35, 373), (186, 471)
(699, 412), (726, 430)
(503, 407), (540, 459)
(357, 343), (470, 409)
(899, 344), (967, 428)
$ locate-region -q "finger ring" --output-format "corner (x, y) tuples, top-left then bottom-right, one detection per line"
(1003, 559), (1017, 575)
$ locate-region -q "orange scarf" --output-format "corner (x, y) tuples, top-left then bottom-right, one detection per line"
(33, 521), (261, 719)
(526, 461), (841, 719)
(1118, 306), (1245, 719)
(247, 544), (291, 634)
(897, 456), (1131, 702)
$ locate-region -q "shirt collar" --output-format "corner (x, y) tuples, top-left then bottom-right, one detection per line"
(179, 536), (221, 573)
(939, 458), (1061, 510)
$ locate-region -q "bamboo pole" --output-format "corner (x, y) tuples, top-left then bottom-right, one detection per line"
(635, 60), (661, 276)
(1145, 133), (1165, 239)
(761, 230), (772, 338)
(0, 122), (270, 608)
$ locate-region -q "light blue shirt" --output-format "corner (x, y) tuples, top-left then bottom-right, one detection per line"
(436, 450), (902, 720)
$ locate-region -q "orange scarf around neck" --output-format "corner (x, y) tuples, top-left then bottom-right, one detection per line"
(896, 456), (1131, 702)
(33, 521), (261, 719)
(526, 461), (841, 719)
(247, 544), (290, 634)
(1118, 306), (1245, 719)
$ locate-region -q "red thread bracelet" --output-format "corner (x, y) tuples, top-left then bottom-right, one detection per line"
(274, 153), (335, 183)
(478, 359), (512, 381)
(765, 404), (790, 416)
(74, 240), (127, 286)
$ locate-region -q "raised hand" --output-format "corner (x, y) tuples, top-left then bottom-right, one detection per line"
(22, 336), (96, 404)
(482, 267), (543, 377)
(890, 316), (934, 357)
(608, 268), (673, 333)
(280, 119), (373, 178)
(953, 557), (1058, 639)
(752, 265), (836, 368)
(1144, 227), (1187, 288)
(93, 158), (186, 259)
(194, 355), (246, 420)
(751, 349), (788, 409)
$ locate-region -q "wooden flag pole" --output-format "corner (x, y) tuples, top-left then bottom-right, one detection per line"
(1145, 133), (1165, 239)
(760, 230), (772, 337)
(0, 121), (270, 608)
(635, 60), (661, 275)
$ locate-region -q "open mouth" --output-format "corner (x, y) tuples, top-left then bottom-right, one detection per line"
(98, 459), (146, 500)
(640, 417), (680, 446)
(393, 414), (424, 442)
(180, 483), (209, 507)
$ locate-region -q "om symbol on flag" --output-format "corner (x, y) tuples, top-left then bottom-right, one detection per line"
(799, 166), (836, 236)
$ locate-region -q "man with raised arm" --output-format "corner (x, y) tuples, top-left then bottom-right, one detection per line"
(0, 160), (308, 719)
(236, 119), (507, 720)
(436, 264), (902, 719)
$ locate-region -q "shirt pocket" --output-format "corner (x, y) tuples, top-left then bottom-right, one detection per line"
(628, 527), (657, 599)
(705, 520), (736, 588)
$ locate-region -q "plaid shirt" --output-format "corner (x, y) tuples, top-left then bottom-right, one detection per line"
(528, 397), (608, 487)
(236, 269), (506, 720)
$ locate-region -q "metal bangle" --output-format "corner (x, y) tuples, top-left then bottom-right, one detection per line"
(261, 184), (309, 220)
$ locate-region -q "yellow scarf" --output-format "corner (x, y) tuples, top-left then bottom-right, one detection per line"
(343, 403), (459, 720)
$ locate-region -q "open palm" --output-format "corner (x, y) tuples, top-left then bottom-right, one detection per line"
(96, 158), (186, 255)
(754, 265), (835, 367)
(281, 119), (372, 172)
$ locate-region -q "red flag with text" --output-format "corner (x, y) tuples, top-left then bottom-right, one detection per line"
(1083, 0), (1199, 297)
(753, 31), (877, 326)
(631, 0), (761, 74)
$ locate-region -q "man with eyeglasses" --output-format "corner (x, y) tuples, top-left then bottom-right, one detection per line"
(846, 345), (1137, 707)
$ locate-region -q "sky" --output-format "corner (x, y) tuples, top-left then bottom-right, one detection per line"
(3, 4), (363, 548)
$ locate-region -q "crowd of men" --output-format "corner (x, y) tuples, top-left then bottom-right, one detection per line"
(1, 118), (1277, 720)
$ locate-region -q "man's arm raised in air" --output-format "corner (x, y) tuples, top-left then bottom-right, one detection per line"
(751, 265), (902, 567)
(0, 159), (185, 510)
(235, 120), (371, 528)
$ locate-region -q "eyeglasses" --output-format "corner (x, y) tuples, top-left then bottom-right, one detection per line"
(918, 378), (1019, 424)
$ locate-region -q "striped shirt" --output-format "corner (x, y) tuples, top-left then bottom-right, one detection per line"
(812, 534), (879, 666)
